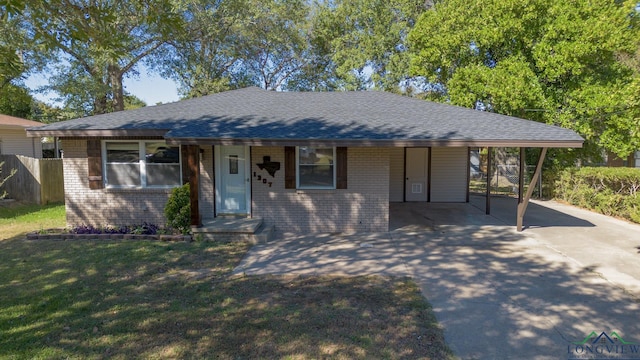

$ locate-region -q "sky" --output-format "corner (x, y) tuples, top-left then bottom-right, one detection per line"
(25, 65), (181, 107)
(122, 71), (180, 106)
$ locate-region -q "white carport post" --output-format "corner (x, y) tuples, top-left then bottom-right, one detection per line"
(517, 147), (547, 231)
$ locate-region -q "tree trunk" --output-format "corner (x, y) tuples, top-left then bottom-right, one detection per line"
(94, 94), (108, 115)
(109, 64), (125, 112)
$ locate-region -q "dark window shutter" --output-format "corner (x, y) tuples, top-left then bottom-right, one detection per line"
(336, 147), (348, 189)
(284, 146), (296, 189)
(186, 145), (201, 226)
(181, 145), (189, 185)
(87, 139), (103, 189)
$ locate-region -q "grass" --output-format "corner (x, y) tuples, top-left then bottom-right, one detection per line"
(0, 203), (453, 359)
(0, 202), (66, 241)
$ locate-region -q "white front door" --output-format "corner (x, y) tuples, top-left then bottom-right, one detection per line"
(405, 148), (428, 202)
(215, 145), (250, 215)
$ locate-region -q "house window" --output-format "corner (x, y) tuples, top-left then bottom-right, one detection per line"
(103, 141), (181, 188)
(296, 146), (335, 189)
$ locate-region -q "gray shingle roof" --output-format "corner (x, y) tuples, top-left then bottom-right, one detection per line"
(28, 87), (583, 147)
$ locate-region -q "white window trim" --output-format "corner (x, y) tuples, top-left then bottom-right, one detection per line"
(102, 140), (182, 189)
(295, 146), (336, 190)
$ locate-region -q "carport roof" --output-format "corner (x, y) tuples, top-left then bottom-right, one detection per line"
(27, 87), (583, 147)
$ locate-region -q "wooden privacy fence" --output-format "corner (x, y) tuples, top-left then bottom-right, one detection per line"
(0, 155), (64, 204)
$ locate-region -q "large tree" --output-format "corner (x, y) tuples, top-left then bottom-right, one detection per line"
(24, 0), (178, 115)
(0, 1), (26, 85)
(234, 0), (315, 90)
(409, 0), (640, 160)
(0, 15), (23, 86)
(154, 0), (249, 98)
(0, 83), (32, 118)
(160, 0), (426, 95)
(324, 0), (431, 92)
(1, 2), (42, 119)
(158, 0), (320, 96)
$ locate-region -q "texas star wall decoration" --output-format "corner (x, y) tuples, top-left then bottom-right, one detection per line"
(257, 156), (281, 177)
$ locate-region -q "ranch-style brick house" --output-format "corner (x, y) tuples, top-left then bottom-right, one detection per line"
(27, 87), (583, 234)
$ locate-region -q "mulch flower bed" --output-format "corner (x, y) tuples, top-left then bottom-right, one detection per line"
(26, 232), (192, 242)
(26, 223), (192, 242)
(27, 229), (193, 241)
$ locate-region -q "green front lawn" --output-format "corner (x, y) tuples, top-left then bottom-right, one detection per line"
(0, 204), (452, 359)
(0, 202), (66, 241)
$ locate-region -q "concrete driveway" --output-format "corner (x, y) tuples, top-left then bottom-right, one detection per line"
(233, 197), (640, 359)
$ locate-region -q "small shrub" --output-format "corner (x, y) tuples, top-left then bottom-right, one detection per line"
(164, 184), (191, 235)
(130, 222), (159, 235)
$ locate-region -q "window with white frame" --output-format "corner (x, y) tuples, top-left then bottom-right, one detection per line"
(297, 146), (335, 189)
(103, 141), (181, 188)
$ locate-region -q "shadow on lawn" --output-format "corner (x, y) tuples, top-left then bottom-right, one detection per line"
(0, 238), (452, 359)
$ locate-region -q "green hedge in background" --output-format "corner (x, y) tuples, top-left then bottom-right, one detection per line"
(555, 167), (640, 223)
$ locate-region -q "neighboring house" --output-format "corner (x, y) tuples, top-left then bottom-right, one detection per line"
(27, 87), (583, 233)
(606, 151), (640, 168)
(0, 114), (44, 158)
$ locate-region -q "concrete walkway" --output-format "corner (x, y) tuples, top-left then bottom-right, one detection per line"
(233, 197), (640, 359)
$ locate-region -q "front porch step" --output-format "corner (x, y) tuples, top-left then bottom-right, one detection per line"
(192, 217), (274, 244)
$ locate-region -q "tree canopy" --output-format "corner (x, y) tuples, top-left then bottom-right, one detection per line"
(0, 83), (32, 118)
(0, 0), (27, 85)
(6, 0), (425, 107)
(152, 0), (426, 96)
(318, 0), (427, 92)
(22, 0), (179, 115)
(409, 0), (640, 159)
(1, 2), (44, 119)
(153, 0), (247, 98)
(4, 0), (640, 164)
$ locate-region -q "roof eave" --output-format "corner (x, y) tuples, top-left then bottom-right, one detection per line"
(166, 137), (584, 148)
(26, 129), (169, 138)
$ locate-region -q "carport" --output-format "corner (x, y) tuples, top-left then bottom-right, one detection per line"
(390, 145), (572, 232)
(389, 194), (595, 232)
